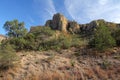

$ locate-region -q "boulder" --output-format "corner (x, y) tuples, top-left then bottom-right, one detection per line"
(45, 20), (52, 28)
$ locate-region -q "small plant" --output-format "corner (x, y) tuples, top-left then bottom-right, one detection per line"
(34, 59), (40, 64)
(61, 37), (72, 49)
(45, 53), (55, 63)
(101, 60), (111, 69)
(70, 59), (75, 67)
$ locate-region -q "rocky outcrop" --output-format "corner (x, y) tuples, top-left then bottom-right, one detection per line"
(67, 21), (80, 33)
(45, 20), (52, 28)
(80, 19), (106, 32)
(45, 13), (68, 32)
(45, 13), (81, 33)
(44, 13), (120, 34)
(52, 13), (68, 32)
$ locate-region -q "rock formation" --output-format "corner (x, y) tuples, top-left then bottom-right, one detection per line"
(45, 20), (52, 28)
(43, 13), (120, 34)
(67, 21), (80, 34)
(80, 19), (105, 32)
(45, 13), (68, 32)
(45, 13), (81, 33)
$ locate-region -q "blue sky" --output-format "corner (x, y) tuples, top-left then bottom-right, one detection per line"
(0, 0), (120, 34)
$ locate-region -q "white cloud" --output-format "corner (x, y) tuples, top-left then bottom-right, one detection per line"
(98, 0), (109, 5)
(33, 0), (56, 23)
(64, 0), (120, 23)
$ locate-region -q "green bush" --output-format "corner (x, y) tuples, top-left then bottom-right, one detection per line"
(38, 33), (87, 51)
(38, 38), (61, 51)
(112, 28), (120, 46)
(0, 44), (19, 70)
(1, 26), (87, 51)
(58, 35), (72, 49)
(30, 26), (55, 37)
(38, 34), (72, 51)
(9, 37), (27, 50)
(2, 33), (37, 51)
(71, 35), (87, 47)
(89, 24), (116, 51)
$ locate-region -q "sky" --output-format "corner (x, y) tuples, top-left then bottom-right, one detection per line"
(0, 0), (120, 34)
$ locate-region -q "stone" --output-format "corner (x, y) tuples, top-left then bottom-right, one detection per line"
(45, 13), (120, 35)
(45, 20), (52, 28)
(45, 13), (68, 32)
(68, 21), (80, 34)
(52, 13), (68, 32)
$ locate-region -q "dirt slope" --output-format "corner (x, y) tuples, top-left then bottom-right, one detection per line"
(0, 48), (120, 80)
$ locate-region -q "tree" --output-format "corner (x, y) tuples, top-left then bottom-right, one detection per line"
(3, 20), (27, 38)
(89, 24), (116, 51)
(112, 28), (120, 46)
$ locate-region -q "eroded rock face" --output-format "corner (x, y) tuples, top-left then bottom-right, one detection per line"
(80, 19), (107, 35)
(45, 20), (52, 28)
(44, 13), (120, 35)
(45, 13), (68, 32)
(80, 19), (105, 31)
(45, 13), (81, 33)
(52, 13), (68, 32)
(67, 21), (80, 33)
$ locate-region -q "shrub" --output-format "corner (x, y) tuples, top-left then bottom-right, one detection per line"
(23, 33), (37, 50)
(3, 33), (37, 51)
(1, 26), (87, 51)
(30, 26), (55, 37)
(38, 34), (72, 51)
(112, 28), (120, 46)
(38, 33), (87, 51)
(58, 34), (72, 49)
(9, 37), (27, 50)
(0, 44), (19, 70)
(71, 35), (88, 47)
(101, 60), (111, 69)
(89, 24), (116, 51)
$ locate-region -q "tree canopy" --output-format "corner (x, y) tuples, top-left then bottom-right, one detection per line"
(3, 20), (27, 38)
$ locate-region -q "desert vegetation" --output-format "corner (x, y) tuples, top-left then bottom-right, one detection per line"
(0, 14), (120, 80)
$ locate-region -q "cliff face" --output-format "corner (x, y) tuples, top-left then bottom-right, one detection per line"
(68, 21), (80, 34)
(45, 13), (68, 32)
(45, 13), (80, 33)
(45, 13), (120, 34)
(24, 13), (118, 35)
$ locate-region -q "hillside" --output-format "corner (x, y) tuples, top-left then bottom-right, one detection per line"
(0, 48), (120, 80)
(0, 35), (6, 43)
(0, 13), (120, 80)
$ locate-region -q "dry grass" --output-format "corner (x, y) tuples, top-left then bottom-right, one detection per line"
(0, 49), (120, 80)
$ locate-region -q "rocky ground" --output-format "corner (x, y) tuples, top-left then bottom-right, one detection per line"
(0, 47), (120, 80)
